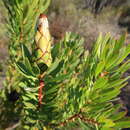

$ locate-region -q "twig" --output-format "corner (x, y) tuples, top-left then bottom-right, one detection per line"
(58, 112), (99, 127)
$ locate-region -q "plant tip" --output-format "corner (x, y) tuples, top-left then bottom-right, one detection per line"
(39, 14), (47, 18)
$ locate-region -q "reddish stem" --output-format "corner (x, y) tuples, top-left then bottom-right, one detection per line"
(38, 80), (44, 107)
(59, 113), (99, 127)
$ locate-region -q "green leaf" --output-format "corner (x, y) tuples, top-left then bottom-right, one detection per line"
(52, 42), (61, 59)
(117, 60), (130, 74)
(103, 119), (115, 127)
(23, 93), (37, 101)
(45, 85), (59, 95)
(46, 72), (71, 83)
(33, 62), (40, 75)
(110, 111), (127, 121)
(24, 57), (34, 75)
(114, 121), (130, 128)
(15, 62), (37, 80)
(21, 44), (31, 60)
(46, 58), (61, 75)
(93, 77), (108, 90)
(24, 102), (36, 109)
(108, 76), (130, 88)
(93, 33), (103, 57)
(41, 0), (51, 12)
(105, 53), (119, 70)
(78, 119), (92, 130)
(96, 89), (120, 103)
(114, 34), (125, 52)
(116, 44), (130, 65)
(101, 126), (113, 130)
(95, 61), (105, 77)
(100, 33), (111, 59)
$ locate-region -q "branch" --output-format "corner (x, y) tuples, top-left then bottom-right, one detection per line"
(58, 112), (99, 127)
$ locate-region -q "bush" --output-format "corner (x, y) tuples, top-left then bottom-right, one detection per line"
(1, 0), (130, 129)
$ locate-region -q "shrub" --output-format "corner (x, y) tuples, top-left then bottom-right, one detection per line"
(1, 0), (130, 129)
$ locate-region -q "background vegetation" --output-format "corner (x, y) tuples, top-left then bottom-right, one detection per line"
(0, 0), (130, 129)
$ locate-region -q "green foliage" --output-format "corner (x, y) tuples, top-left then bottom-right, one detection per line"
(1, 0), (130, 130)
(1, 0), (51, 93)
(0, 0), (51, 129)
(14, 32), (84, 129)
(14, 32), (130, 129)
(1, 0), (51, 91)
(2, 0), (51, 60)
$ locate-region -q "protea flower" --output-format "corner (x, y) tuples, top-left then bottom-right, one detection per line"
(34, 14), (52, 67)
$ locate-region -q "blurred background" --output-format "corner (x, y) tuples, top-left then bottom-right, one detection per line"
(0, 0), (8, 89)
(0, 0), (130, 128)
(49, 0), (130, 47)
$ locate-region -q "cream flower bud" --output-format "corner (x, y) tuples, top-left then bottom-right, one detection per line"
(34, 14), (52, 67)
